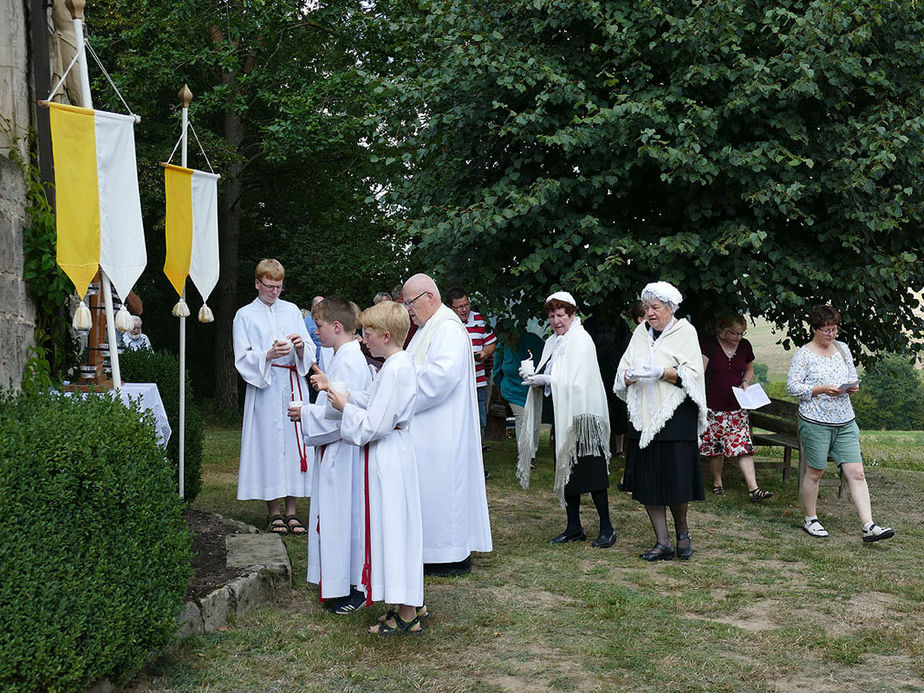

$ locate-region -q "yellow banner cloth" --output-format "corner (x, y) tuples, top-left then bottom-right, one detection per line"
(49, 103), (100, 299)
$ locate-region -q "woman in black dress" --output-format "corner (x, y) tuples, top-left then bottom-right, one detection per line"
(614, 282), (707, 561)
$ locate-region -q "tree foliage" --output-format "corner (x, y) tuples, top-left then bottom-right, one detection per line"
(852, 354), (924, 430)
(374, 0), (924, 358)
(86, 0), (407, 405)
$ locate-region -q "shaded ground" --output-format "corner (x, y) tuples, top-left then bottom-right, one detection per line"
(184, 509), (247, 601)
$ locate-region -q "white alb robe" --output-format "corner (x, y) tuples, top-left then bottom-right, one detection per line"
(301, 340), (373, 599)
(233, 297), (313, 500)
(341, 350), (423, 606)
(407, 304), (493, 564)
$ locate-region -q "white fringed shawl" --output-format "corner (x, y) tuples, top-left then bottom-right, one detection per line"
(613, 318), (708, 448)
(517, 317), (611, 507)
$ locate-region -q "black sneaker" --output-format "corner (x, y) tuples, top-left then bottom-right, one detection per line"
(330, 587), (366, 615)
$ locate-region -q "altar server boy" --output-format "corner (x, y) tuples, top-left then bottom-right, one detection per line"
(291, 296), (373, 614)
(318, 300), (425, 635)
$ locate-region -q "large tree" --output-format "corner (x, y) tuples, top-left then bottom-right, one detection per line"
(375, 0), (924, 356)
(88, 0), (406, 406)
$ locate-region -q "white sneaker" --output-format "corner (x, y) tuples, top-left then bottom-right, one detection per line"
(862, 524), (895, 543)
(802, 518), (829, 538)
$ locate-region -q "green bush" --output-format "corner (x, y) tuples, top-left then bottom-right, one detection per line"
(764, 380), (794, 402)
(118, 349), (204, 502)
(852, 354), (924, 431)
(0, 390), (191, 692)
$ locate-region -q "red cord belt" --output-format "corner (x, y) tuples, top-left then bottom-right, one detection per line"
(271, 363), (308, 472)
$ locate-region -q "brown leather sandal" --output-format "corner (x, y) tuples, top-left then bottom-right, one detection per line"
(267, 514), (288, 534)
(285, 515), (308, 535)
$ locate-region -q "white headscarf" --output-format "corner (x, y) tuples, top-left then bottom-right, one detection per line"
(640, 281), (683, 312)
(546, 291), (577, 308)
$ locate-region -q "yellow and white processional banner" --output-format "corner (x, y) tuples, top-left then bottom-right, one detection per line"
(48, 102), (146, 306)
(163, 164), (220, 314)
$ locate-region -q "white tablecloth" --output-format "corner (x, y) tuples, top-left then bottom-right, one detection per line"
(63, 382), (172, 447)
(118, 383), (172, 447)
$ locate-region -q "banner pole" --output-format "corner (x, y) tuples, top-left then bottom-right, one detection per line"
(178, 84), (192, 499)
(68, 0), (122, 393)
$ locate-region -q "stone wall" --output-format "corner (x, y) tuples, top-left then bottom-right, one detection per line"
(0, 0), (37, 389)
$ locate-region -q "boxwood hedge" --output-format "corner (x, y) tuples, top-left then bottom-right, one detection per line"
(0, 390), (191, 692)
(118, 348), (204, 502)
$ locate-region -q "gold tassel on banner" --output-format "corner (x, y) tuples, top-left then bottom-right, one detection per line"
(172, 297), (191, 318)
(73, 300), (92, 330)
(115, 305), (135, 332)
(198, 303), (214, 323)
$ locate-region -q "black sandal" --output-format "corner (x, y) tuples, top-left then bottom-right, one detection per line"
(712, 485), (725, 496)
(267, 514), (288, 535)
(370, 613), (424, 636)
(377, 605), (429, 623)
(748, 488), (774, 502)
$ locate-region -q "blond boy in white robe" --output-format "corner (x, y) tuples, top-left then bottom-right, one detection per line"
(319, 301), (425, 635)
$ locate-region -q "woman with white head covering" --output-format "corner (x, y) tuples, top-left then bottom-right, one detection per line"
(517, 291), (614, 548)
(614, 281), (707, 561)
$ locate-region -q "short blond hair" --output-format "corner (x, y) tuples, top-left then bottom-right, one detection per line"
(359, 301), (410, 344)
(255, 258), (284, 281)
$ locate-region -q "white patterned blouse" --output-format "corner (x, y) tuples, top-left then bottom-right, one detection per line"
(786, 341), (859, 425)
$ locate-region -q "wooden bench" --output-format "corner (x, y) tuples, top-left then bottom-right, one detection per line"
(749, 398), (803, 487)
(749, 397), (846, 497)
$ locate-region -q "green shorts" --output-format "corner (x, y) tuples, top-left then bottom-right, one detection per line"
(798, 418), (863, 470)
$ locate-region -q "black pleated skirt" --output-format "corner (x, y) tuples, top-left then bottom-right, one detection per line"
(624, 398), (704, 505)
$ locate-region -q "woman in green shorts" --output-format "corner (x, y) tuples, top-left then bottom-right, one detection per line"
(786, 305), (894, 542)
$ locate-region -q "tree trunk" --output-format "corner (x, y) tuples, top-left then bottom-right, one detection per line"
(211, 84), (245, 411)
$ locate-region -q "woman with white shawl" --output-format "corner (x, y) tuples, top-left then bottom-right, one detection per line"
(517, 292), (614, 548)
(614, 282), (707, 561)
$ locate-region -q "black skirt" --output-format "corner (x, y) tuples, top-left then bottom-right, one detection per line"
(624, 398), (704, 505)
(547, 396), (610, 495)
(564, 454), (610, 495)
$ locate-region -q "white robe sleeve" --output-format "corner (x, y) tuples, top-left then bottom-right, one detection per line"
(414, 324), (468, 414)
(348, 389), (372, 410)
(341, 366), (404, 447)
(233, 307), (272, 389)
(301, 394), (343, 446)
(288, 306), (315, 376)
(299, 342), (371, 446)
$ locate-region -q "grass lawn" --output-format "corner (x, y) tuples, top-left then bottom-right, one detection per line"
(125, 426), (924, 692)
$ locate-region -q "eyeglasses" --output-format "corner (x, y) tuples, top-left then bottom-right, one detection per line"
(817, 326), (839, 335)
(257, 278), (284, 292)
(403, 291), (428, 309)
(727, 331), (745, 337)
(451, 302), (470, 312)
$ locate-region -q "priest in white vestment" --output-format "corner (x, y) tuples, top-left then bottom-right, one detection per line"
(233, 259), (313, 535)
(402, 274), (493, 575)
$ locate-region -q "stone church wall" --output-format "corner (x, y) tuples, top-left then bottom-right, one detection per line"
(0, 0), (38, 388)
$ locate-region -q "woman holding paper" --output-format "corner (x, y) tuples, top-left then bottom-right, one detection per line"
(786, 305), (894, 542)
(614, 282), (708, 561)
(699, 314), (774, 501)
